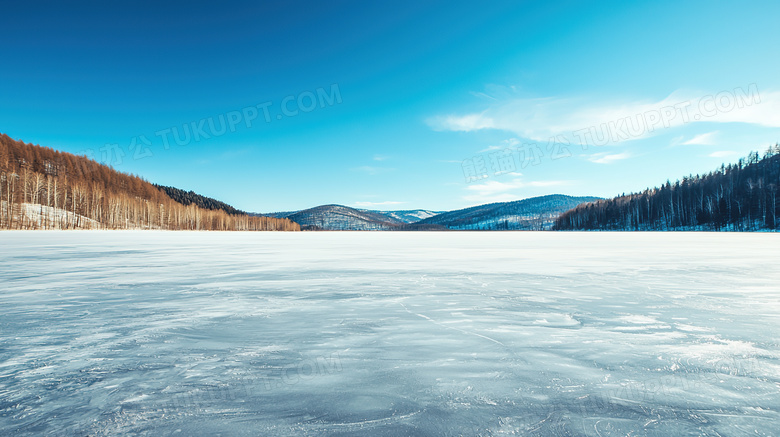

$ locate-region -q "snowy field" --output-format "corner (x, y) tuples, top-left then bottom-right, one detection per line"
(1, 231), (778, 436)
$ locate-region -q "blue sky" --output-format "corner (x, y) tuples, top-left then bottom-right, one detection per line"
(3, 0), (780, 212)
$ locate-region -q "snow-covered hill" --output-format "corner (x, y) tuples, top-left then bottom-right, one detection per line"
(364, 209), (441, 224)
(418, 194), (601, 230)
(269, 204), (403, 230)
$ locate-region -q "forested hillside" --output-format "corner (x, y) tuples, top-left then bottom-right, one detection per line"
(0, 134), (299, 231)
(554, 146), (780, 231)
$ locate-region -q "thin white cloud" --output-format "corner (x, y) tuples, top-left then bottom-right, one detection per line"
(669, 135), (685, 146)
(479, 137), (520, 153)
(682, 131), (719, 145)
(462, 177), (568, 203)
(373, 154), (389, 161)
(428, 84), (778, 146)
(353, 201), (404, 208)
(479, 145), (503, 153)
(588, 152), (631, 164)
(428, 112), (495, 132)
(466, 179), (526, 196)
(462, 193), (525, 204)
(526, 180), (568, 187)
(470, 91), (499, 101)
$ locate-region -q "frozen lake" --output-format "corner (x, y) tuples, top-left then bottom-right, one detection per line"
(1, 231), (778, 436)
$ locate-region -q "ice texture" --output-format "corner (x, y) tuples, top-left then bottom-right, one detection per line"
(1, 231), (778, 436)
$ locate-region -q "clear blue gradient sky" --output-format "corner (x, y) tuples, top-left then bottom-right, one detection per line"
(3, 0), (780, 212)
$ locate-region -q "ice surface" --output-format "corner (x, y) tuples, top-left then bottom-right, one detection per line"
(0, 231), (778, 436)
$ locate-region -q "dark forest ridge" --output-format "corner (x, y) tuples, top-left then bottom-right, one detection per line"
(155, 184), (248, 216)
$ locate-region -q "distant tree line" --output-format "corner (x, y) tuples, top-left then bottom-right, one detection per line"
(0, 134), (299, 231)
(554, 146), (780, 231)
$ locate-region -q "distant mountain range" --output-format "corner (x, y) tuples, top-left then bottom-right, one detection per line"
(266, 195), (599, 231)
(7, 133), (778, 233)
(265, 205), (446, 230)
(0, 133), (597, 233)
